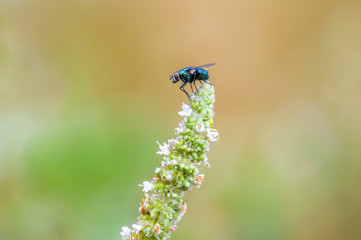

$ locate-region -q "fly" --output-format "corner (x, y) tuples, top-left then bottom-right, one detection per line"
(169, 63), (215, 99)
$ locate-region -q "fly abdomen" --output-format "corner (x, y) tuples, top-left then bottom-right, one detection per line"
(195, 68), (209, 80)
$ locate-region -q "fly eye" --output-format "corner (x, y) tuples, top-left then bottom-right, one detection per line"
(172, 73), (179, 83)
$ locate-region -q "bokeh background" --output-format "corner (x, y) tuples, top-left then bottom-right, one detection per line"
(1, 0), (361, 239)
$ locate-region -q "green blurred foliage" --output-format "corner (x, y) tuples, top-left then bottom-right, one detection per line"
(1, 0), (361, 240)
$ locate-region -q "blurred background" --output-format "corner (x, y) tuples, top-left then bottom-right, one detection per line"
(1, 0), (361, 239)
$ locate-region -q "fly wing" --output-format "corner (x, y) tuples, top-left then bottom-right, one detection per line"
(196, 63), (216, 68)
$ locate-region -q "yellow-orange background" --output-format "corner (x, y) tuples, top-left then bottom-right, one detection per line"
(1, 0), (361, 239)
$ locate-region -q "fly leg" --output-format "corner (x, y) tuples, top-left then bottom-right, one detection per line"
(203, 80), (214, 86)
(193, 81), (199, 93)
(193, 80), (198, 92)
(180, 82), (190, 99)
(191, 74), (199, 93)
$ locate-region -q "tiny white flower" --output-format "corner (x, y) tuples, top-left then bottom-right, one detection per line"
(120, 226), (131, 238)
(195, 121), (205, 132)
(156, 141), (170, 155)
(178, 103), (192, 117)
(132, 224), (142, 234)
(168, 139), (178, 149)
(175, 122), (186, 134)
(171, 159), (177, 165)
(166, 173), (172, 181)
(207, 129), (219, 142)
(204, 145), (210, 152)
(203, 155), (210, 167)
(138, 181), (154, 192)
(155, 167), (161, 173)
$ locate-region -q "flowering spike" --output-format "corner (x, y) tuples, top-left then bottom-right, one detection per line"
(120, 83), (218, 239)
